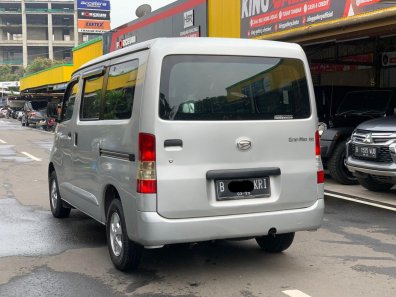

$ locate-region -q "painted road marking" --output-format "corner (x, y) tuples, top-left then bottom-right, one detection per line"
(21, 152), (42, 162)
(283, 290), (312, 297)
(0, 139), (6, 144)
(325, 191), (396, 212)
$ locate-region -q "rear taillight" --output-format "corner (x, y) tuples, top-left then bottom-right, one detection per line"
(137, 133), (157, 193)
(316, 130), (324, 184)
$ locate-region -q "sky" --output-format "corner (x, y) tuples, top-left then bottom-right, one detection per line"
(110, 0), (175, 29)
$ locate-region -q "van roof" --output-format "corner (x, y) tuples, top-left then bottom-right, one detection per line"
(75, 37), (305, 76)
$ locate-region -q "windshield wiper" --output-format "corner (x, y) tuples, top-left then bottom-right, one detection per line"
(336, 109), (384, 116)
(358, 110), (385, 115)
(335, 109), (362, 116)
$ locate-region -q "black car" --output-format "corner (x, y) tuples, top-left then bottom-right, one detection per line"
(346, 116), (396, 192)
(319, 89), (395, 184)
(21, 100), (48, 127)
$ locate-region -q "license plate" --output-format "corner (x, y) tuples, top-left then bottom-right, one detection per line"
(215, 177), (270, 201)
(354, 145), (377, 159)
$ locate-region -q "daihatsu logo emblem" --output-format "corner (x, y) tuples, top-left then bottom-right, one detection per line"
(237, 139), (252, 151)
(363, 133), (373, 144)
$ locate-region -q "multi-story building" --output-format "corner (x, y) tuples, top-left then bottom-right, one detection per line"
(0, 0), (97, 68)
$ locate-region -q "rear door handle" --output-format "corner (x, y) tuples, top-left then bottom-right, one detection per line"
(74, 132), (78, 146)
(164, 139), (183, 148)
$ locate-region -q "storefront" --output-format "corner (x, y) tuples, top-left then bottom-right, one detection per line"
(21, 0), (396, 114)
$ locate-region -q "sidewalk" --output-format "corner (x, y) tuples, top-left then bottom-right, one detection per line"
(324, 177), (396, 209)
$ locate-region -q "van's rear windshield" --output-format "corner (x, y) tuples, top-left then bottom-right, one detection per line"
(159, 55), (311, 121)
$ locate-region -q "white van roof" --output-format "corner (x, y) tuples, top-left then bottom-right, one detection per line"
(75, 37), (305, 75)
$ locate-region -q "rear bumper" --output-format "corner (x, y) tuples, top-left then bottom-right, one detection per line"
(132, 199), (324, 247)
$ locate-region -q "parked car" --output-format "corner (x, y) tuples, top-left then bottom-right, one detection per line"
(21, 100), (48, 127)
(319, 89), (395, 184)
(0, 107), (9, 118)
(346, 116), (396, 192)
(49, 38), (324, 271)
(16, 110), (24, 120)
(10, 107), (23, 119)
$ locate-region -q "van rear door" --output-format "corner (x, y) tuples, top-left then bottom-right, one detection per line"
(154, 55), (318, 219)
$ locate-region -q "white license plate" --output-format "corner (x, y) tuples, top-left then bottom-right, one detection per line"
(215, 177), (270, 201)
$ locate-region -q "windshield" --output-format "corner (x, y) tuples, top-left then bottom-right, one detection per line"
(336, 90), (392, 115)
(159, 55), (311, 121)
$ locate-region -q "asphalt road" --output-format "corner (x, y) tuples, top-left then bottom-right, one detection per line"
(0, 118), (395, 297)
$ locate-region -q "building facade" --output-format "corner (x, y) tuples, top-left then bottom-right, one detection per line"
(0, 0), (105, 68)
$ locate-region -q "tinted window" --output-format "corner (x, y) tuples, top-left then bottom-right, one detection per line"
(336, 90), (392, 115)
(31, 101), (48, 111)
(62, 81), (79, 122)
(103, 60), (138, 120)
(159, 55), (310, 121)
(81, 75), (103, 120)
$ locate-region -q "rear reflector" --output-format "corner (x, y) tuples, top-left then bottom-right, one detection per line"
(316, 130), (324, 184)
(137, 133), (157, 194)
(317, 170), (325, 184)
(315, 130), (321, 156)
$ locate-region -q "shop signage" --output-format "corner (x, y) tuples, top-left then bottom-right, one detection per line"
(184, 10), (194, 28)
(382, 51), (396, 67)
(241, 0), (393, 38)
(180, 26), (200, 37)
(116, 36), (137, 49)
(109, 0), (207, 53)
(0, 81), (20, 88)
(77, 0), (110, 11)
(78, 9), (110, 20)
(78, 19), (111, 33)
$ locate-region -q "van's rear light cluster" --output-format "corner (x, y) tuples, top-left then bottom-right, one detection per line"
(316, 130), (324, 184)
(137, 133), (157, 193)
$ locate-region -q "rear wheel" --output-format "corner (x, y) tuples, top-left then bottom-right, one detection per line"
(49, 171), (71, 218)
(327, 141), (357, 185)
(106, 199), (143, 271)
(357, 175), (393, 192)
(255, 232), (295, 253)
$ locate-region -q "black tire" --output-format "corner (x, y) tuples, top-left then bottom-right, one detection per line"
(327, 141), (357, 185)
(255, 232), (295, 253)
(49, 171), (71, 218)
(357, 176), (393, 192)
(106, 199), (143, 271)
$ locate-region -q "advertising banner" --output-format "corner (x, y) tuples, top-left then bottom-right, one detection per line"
(77, 1), (110, 33)
(78, 9), (110, 20)
(77, 0), (110, 11)
(241, 0), (394, 38)
(78, 19), (111, 33)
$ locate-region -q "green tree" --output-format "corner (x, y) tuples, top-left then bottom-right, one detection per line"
(25, 57), (65, 75)
(0, 65), (23, 81)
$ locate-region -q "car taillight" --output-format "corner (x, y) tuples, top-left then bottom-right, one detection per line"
(316, 130), (324, 184)
(137, 133), (157, 193)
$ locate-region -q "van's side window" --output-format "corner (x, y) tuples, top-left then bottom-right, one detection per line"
(103, 60), (138, 120)
(81, 75), (104, 120)
(62, 81), (79, 122)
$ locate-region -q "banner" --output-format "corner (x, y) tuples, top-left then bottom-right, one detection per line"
(78, 9), (110, 20)
(78, 19), (111, 33)
(77, 0), (110, 11)
(77, 0), (110, 33)
(241, 0), (394, 38)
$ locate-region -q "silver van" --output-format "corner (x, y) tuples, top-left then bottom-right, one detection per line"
(48, 38), (324, 271)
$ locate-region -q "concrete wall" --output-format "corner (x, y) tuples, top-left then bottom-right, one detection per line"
(26, 28), (47, 40)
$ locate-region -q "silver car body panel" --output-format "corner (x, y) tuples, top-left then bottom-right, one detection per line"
(50, 38), (323, 244)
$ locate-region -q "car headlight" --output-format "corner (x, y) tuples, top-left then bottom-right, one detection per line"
(318, 122), (327, 136)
